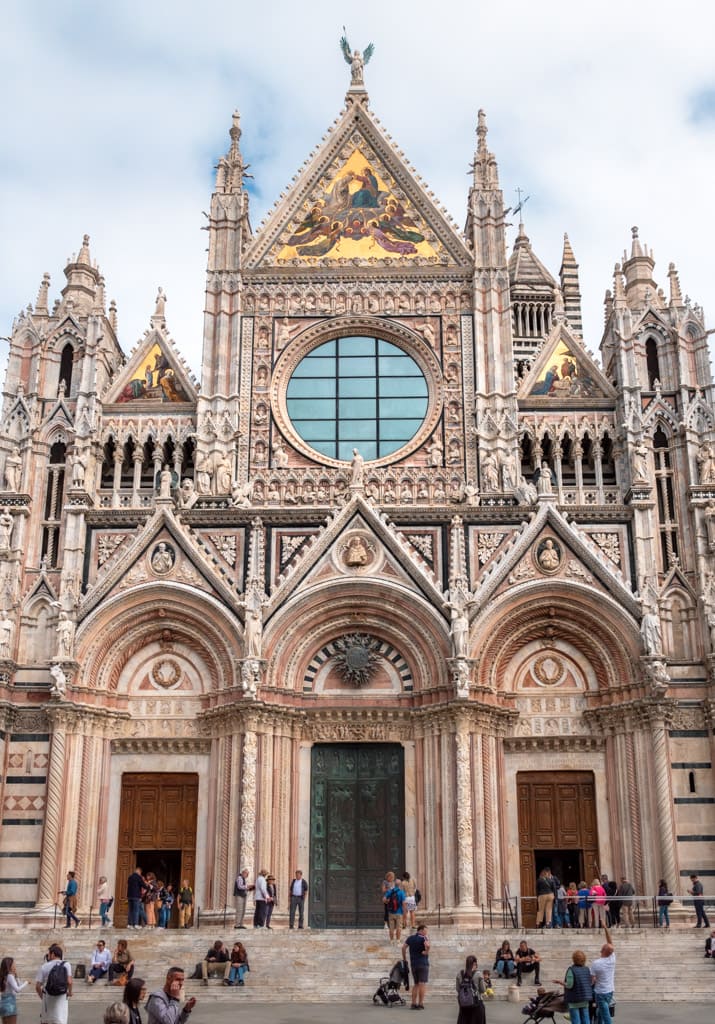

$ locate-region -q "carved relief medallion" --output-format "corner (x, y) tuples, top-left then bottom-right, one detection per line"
(535, 537), (562, 574)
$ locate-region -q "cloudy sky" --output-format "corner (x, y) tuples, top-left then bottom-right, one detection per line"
(2, 0), (714, 377)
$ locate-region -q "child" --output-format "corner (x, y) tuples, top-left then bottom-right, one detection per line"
(481, 969), (494, 998)
(521, 987), (547, 1015)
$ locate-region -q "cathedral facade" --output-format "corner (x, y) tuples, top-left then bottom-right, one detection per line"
(0, 66), (713, 927)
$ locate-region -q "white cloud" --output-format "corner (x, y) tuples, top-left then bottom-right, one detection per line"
(2, 0), (714, 375)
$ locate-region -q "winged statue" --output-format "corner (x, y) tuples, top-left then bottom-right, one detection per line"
(340, 33), (374, 87)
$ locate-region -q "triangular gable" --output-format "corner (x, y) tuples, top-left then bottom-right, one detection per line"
(660, 563), (697, 601)
(519, 323), (615, 401)
(473, 501), (640, 618)
(42, 399), (75, 432)
(245, 102), (471, 269)
(104, 329), (196, 406)
(265, 494), (445, 616)
(632, 304), (672, 338)
(23, 575), (58, 607)
(79, 507), (238, 620)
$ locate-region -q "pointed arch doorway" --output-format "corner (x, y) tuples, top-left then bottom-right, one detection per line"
(309, 743), (404, 928)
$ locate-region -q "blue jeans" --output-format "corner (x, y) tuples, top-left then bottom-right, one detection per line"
(228, 964), (247, 984)
(569, 1007), (590, 1024)
(658, 905), (670, 927)
(128, 898), (141, 926)
(496, 959), (516, 977)
(100, 900), (111, 925)
(595, 991), (613, 1024)
(158, 904), (171, 928)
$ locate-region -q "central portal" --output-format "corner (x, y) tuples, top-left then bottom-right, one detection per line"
(310, 743), (404, 928)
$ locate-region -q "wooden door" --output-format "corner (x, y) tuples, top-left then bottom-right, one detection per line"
(115, 772), (198, 926)
(517, 771), (598, 927)
(310, 744), (404, 928)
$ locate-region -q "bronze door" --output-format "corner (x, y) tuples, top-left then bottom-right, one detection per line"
(115, 772), (198, 927)
(517, 771), (598, 927)
(310, 744), (404, 928)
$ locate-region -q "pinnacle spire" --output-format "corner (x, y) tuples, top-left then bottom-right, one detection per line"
(559, 232), (583, 335)
(668, 262), (683, 307)
(215, 109), (250, 194)
(471, 109), (499, 189)
(35, 272), (51, 315)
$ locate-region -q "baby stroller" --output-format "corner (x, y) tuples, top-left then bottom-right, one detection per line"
(372, 960), (409, 1005)
(521, 990), (568, 1022)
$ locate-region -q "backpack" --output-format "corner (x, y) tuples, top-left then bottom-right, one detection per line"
(457, 974), (478, 1009)
(388, 891), (399, 913)
(45, 961), (68, 996)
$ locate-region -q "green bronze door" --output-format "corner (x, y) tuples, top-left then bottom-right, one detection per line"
(310, 743), (404, 928)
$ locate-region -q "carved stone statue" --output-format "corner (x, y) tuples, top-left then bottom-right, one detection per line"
(241, 658), (260, 697)
(446, 581), (475, 659)
(0, 610), (13, 659)
(340, 35), (374, 87)
(56, 611), (75, 658)
(698, 441), (715, 485)
(215, 454), (233, 494)
(196, 453), (213, 495)
(501, 451), (516, 490)
(178, 478), (198, 509)
(151, 542), (175, 575)
(515, 475), (538, 504)
(272, 440), (289, 469)
(240, 587), (266, 659)
(231, 480), (253, 508)
(645, 658), (670, 696)
(0, 509), (13, 550)
(537, 461), (553, 495)
(159, 464), (173, 499)
(482, 452), (500, 491)
(426, 437), (443, 467)
(4, 445), (22, 492)
(49, 662), (67, 698)
(70, 448), (87, 488)
(640, 599), (663, 656)
(632, 442), (650, 482)
(350, 448), (365, 487)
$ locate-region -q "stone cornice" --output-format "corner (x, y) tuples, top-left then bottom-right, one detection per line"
(111, 737), (211, 754)
(504, 734), (604, 753)
(583, 697), (679, 734)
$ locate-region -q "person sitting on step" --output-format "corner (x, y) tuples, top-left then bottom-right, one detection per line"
(201, 940), (230, 985)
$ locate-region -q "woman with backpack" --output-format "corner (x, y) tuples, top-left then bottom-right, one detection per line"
(455, 955), (485, 1024)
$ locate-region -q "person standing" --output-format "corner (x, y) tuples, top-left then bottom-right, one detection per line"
(384, 876), (405, 942)
(61, 872), (80, 928)
(157, 883), (174, 930)
(177, 880), (193, 929)
(0, 956), (27, 1024)
(402, 923), (430, 1011)
(265, 875), (277, 929)
(588, 878), (608, 930)
(557, 949), (593, 1024)
(616, 877), (635, 928)
(601, 875), (619, 928)
(689, 874), (711, 928)
(126, 867), (145, 929)
(97, 876), (113, 927)
(35, 944), (72, 1024)
(402, 872), (418, 930)
(233, 869), (250, 929)
(146, 968), (195, 1024)
(590, 928), (616, 1024)
(657, 880), (672, 930)
(253, 869), (268, 928)
(535, 868), (554, 929)
(288, 869), (308, 929)
(455, 954), (485, 1024)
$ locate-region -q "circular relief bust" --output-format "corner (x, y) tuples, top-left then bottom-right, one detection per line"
(271, 319), (443, 469)
(534, 537), (562, 574)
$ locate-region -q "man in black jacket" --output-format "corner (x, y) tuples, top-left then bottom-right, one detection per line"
(289, 869), (309, 929)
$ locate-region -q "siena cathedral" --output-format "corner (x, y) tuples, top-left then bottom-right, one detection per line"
(0, 57), (713, 929)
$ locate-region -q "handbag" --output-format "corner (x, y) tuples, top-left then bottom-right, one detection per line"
(414, 888), (422, 904)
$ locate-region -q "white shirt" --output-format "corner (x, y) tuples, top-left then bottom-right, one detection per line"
(591, 952), (616, 994)
(254, 873), (268, 901)
(91, 947), (112, 970)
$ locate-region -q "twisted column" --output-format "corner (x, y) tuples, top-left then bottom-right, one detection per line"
(37, 723), (66, 905)
(625, 733), (644, 892)
(650, 712), (677, 887)
(239, 731), (257, 871)
(455, 730), (474, 906)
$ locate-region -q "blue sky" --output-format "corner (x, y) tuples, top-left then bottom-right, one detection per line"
(2, 0), (714, 375)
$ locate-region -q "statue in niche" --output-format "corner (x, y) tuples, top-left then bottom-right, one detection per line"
(537, 461), (554, 495)
(70, 448), (87, 488)
(272, 440), (289, 469)
(4, 445), (22, 492)
(240, 587), (266, 659)
(426, 437), (443, 467)
(345, 535), (369, 567)
(195, 453), (213, 495)
(445, 580), (475, 659)
(0, 509), (13, 550)
(501, 451), (517, 490)
(215, 454), (233, 494)
(0, 610), (13, 659)
(698, 441), (715, 485)
(632, 442), (650, 482)
(151, 542), (175, 575)
(159, 464), (173, 499)
(640, 588), (663, 656)
(56, 610), (75, 658)
(482, 452), (500, 491)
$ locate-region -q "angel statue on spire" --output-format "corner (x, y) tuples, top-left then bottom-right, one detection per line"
(340, 32), (374, 87)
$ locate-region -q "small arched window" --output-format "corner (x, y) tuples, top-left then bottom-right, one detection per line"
(646, 337), (660, 389)
(41, 440), (67, 567)
(59, 342), (74, 396)
(689, 771), (696, 794)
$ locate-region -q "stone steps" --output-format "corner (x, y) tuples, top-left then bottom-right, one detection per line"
(2, 926), (712, 1003)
